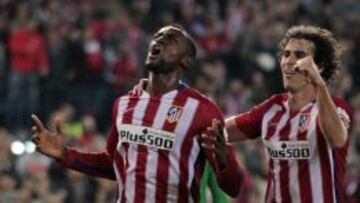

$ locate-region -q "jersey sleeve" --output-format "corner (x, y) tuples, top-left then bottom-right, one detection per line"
(333, 97), (353, 132)
(57, 99), (121, 180)
(198, 101), (244, 197)
(234, 95), (276, 139)
(332, 97), (353, 149)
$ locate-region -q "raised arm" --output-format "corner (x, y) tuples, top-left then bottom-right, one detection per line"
(295, 56), (352, 147)
(31, 114), (118, 180)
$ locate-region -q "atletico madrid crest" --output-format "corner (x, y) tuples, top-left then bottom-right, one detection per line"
(166, 105), (183, 123)
(299, 113), (310, 133)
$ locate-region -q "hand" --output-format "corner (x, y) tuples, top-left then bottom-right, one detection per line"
(295, 56), (326, 87)
(131, 78), (148, 96)
(200, 119), (228, 166)
(31, 114), (66, 160)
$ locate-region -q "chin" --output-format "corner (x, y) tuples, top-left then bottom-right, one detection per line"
(146, 60), (178, 74)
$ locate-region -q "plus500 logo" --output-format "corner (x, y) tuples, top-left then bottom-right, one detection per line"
(120, 130), (174, 151)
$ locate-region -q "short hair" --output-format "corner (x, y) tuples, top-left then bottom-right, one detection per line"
(169, 24), (197, 61)
(278, 25), (342, 83)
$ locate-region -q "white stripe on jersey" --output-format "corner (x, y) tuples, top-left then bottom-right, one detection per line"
(308, 107), (324, 203)
(328, 146), (336, 203)
(114, 96), (130, 202)
(167, 98), (199, 203)
(288, 112), (302, 203)
(114, 162), (122, 203)
(288, 102), (314, 203)
(261, 104), (282, 140)
(144, 91), (178, 203)
(270, 102), (290, 203)
(125, 94), (150, 203)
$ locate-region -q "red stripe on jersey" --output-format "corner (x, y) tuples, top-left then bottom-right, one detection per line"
(190, 153), (206, 203)
(134, 97), (161, 203)
(316, 122), (334, 203)
(265, 106), (286, 140)
(297, 107), (313, 203)
(264, 105), (285, 203)
(177, 114), (200, 203)
(120, 96), (140, 203)
(265, 160), (274, 203)
(155, 93), (187, 203)
(279, 120), (291, 203)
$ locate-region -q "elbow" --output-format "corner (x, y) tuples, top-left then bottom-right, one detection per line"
(219, 181), (242, 198)
(328, 130), (347, 148)
(218, 170), (244, 197)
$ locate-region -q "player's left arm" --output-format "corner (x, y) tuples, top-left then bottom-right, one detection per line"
(316, 86), (352, 148)
(199, 103), (244, 197)
(296, 56), (352, 148)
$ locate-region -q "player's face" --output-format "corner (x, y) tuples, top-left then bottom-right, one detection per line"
(280, 39), (314, 93)
(145, 26), (188, 74)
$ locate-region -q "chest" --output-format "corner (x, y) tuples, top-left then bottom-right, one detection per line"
(261, 104), (319, 160)
(115, 96), (202, 152)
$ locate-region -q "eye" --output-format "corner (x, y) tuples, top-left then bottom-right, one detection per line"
(295, 51), (307, 59)
(283, 51), (290, 58)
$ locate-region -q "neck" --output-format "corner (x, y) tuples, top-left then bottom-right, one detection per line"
(288, 85), (317, 111)
(146, 71), (181, 95)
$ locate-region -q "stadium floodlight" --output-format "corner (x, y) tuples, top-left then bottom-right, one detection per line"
(11, 141), (26, 155)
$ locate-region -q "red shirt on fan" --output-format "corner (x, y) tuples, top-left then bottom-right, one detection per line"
(8, 28), (48, 73)
(234, 93), (352, 203)
(59, 83), (243, 203)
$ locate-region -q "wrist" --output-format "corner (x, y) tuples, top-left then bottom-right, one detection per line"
(55, 147), (67, 160)
(216, 147), (229, 170)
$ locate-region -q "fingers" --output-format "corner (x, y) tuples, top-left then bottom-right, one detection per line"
(55, 118), (63, 135)
(201, 133), (216, 143)
(31, 114), (45, 132)
(201, 142), (217, 152)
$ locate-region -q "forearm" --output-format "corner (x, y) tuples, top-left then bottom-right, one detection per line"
(317, 84), (347, 147)
(211, 146), (244, 197)
(57, 148), (117, 180)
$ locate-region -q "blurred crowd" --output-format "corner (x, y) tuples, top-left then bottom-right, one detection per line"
(0, 0), (359, 202)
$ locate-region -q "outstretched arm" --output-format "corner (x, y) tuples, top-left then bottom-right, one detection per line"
(31, 114), (117, 180)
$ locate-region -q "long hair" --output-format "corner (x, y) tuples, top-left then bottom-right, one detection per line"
(278, 25), (342, 83)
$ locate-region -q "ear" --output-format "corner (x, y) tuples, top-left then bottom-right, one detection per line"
(179, 56), (192, 70)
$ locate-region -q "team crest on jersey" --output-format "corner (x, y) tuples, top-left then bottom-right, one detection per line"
(299, 113), (310, 133)
(166, 105), (183, 123)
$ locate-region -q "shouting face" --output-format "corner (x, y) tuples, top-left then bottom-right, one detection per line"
(145, 26), (190, 74)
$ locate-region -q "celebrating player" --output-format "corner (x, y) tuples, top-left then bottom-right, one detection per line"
(31, 25), (244, 203)
(203, 25), (353, 203)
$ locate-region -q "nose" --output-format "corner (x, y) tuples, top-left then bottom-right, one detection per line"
(283, 54), (297, 66)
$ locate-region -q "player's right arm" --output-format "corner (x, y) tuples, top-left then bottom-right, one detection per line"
(30, 99), (121, 180)
(31, 114), (118, 180)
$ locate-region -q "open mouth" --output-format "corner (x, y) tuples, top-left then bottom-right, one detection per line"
(149, 43), (163, 57)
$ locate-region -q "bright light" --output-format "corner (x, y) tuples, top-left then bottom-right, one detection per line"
(25, 141), (36, 154)
(11, 141), (25, 155)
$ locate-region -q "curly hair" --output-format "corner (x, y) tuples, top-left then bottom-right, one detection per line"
(278, 25), (342, 83)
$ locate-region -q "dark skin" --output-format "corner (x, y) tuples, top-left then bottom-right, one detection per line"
(31, 26), (227, 162)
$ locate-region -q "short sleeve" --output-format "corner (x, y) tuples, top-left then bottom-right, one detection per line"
(234, 95), (280, 139)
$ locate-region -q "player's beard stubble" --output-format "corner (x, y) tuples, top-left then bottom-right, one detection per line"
(145, 58), (179, 75)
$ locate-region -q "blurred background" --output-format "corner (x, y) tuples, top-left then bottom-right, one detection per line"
(0, 0), (359, 202)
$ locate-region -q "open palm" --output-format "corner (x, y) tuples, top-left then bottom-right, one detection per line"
(31, 114), (66, 160)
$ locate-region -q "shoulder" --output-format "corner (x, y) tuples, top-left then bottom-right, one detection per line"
(251, 93), (285, 113)
(184, 88), (220, 110)
(332, 96), (352, 111)
(331, 96), (353, 125)
(111, 93), (133, 119)
(182, 87), (223, 120)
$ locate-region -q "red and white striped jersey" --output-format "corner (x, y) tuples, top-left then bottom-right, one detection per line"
(235, 93), (353, 203)
(60, 83), (242, 203)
